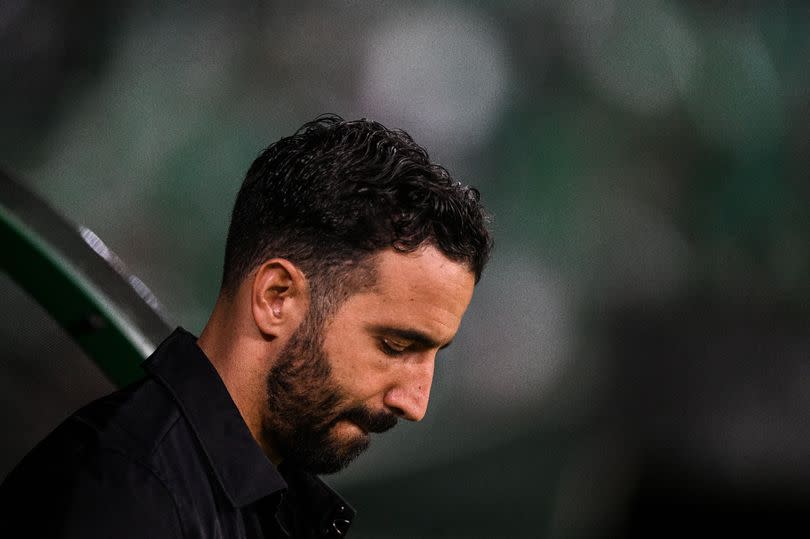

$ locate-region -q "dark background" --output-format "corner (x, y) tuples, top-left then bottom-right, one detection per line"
(3, 1), (810, 536)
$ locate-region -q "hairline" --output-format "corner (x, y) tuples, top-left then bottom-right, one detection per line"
(220, 241), (477, 319)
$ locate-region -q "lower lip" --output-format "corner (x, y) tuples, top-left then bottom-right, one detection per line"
(340, 419), (367, 436)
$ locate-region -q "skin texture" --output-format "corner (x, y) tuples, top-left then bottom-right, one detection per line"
(199, 245), (475, 473)
(260, 303), (400, 474)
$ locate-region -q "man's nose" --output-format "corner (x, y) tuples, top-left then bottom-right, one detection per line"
(383, 356), (435, 422)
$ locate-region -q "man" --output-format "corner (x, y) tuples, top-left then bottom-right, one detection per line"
(0, 115), (492, 537)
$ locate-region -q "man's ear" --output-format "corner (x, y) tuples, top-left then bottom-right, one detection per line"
(251, 259), (309, 338)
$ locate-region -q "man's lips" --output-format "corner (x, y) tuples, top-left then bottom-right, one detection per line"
(338, 407), (398, 434)
(366, 419), (397, 434)
(347, 419), (368, 435)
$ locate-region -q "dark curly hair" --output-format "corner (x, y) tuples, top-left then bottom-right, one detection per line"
(222, 114), (492, 317)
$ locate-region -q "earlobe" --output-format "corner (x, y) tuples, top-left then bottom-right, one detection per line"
(250, 259), (308, 337)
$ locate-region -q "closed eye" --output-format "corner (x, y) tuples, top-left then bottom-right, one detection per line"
(380, 337), (412, 356)
(369, 325), (453, 356)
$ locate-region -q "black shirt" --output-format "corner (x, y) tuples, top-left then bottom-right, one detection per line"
(0, 328), (355, 538)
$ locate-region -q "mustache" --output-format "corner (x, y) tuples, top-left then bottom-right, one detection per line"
(338, 406), (398, 434)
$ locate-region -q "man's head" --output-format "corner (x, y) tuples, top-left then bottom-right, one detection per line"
(216, 115), (492, 473)
(222, 115), (490, 319)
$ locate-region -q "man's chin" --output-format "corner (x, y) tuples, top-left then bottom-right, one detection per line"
(307, 436), (369, 475)
(279, 424), (370, 475)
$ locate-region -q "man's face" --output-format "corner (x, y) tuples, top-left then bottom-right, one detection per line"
(262, 246), (476, 474)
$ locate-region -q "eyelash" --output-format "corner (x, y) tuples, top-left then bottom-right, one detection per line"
(380, 338), (409, 356)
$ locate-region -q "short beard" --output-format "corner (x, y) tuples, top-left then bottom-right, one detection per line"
(263, 309), (397, 474)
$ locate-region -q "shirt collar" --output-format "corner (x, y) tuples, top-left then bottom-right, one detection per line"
(142, 327), (287, 507)
(279, 462), (357, 536)
(143, 327), (355, 532)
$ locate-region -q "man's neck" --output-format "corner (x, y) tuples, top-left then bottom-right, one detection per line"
(198, 296), (282, 465)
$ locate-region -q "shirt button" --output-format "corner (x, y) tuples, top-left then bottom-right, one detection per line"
(330, 518), (351, 536)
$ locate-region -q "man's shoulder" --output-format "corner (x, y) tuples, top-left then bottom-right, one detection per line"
(72, 376), (183, 459)
(8, 376), (185, 483)
(0, 377), (189, 536)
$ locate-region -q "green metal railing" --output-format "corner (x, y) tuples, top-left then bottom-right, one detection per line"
(1, 170), (172, 387)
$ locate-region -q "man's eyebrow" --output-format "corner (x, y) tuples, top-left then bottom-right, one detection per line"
(367, 325), (454, 350)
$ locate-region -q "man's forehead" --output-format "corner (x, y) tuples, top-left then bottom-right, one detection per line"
(345, 246), (476, 334)
(367, 246), (475, 291)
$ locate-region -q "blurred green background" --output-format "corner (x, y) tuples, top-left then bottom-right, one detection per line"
(3, 1), (810, 537)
